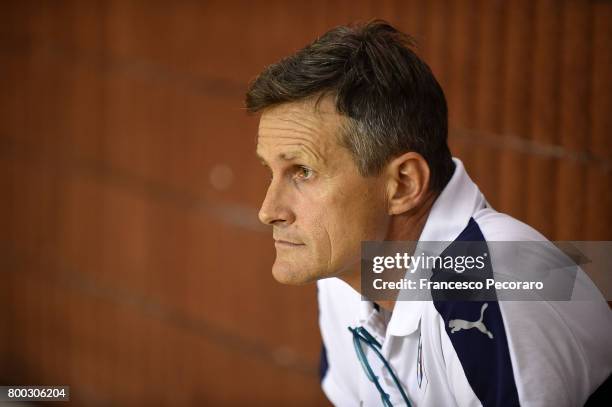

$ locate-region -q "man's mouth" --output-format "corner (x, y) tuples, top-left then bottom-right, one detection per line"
(274, 239), (305, 247)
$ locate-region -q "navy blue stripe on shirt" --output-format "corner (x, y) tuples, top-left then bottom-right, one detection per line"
(317, 284), (329, 382)
(432, 218), (520, 406)
(319, 343), (329, 382)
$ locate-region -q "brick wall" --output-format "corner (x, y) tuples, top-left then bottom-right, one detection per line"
(1, 1), (609, 405)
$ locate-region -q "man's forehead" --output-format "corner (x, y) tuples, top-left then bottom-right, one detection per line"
(258, 98), (340, 133)
(256, 133), (325, 166)
(256, 98), (344, 162)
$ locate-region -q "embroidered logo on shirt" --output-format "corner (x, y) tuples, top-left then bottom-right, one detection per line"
(448, 303), (494, 339)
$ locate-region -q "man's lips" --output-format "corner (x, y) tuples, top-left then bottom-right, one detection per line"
(274, 239), (305, 247)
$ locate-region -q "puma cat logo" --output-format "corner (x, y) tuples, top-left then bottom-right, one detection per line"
(448, 303), (494, 339)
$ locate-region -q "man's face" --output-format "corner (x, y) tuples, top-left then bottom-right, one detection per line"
(256, 98), (389, 285)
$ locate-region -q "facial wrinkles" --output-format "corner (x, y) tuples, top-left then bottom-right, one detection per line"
(257, 101), (361, 280)
(272, 141), (320, 167)
(316, 174), (355, 276)
(258, 112), (333, 166)
(322, 221), (334, 276)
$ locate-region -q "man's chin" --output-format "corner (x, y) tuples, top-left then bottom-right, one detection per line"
(271, 263), (318, 286)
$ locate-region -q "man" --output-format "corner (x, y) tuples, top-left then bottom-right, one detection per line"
(246, 21), (611, 406)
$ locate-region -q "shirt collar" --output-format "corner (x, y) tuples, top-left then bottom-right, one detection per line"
(387, 158), (487, 337)
(419, 158), (486, 242)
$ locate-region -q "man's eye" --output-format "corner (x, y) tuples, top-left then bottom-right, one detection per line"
(294, 166), (314, 181)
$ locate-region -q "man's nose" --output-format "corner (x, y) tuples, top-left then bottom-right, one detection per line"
(258, 181), (295, 226)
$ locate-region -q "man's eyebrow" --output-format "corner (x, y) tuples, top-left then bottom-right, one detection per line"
(279, 151), (306, 161)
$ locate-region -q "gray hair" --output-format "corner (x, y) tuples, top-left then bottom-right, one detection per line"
(246, 20), (454, 191)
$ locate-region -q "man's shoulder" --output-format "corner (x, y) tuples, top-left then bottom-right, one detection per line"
(472, 206), (548, 242)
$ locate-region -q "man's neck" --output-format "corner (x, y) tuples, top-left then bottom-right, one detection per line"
(339, 190), (438, 312)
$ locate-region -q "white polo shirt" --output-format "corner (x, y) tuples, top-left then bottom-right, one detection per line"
(317, 158), (612, 406)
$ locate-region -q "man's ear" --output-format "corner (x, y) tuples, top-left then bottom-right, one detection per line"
(385, 152), (431, 215)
